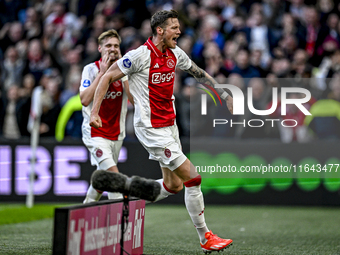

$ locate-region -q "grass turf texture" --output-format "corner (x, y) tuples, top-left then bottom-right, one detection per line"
(0, 204), (69, 225)
(0, 204), (339, 254)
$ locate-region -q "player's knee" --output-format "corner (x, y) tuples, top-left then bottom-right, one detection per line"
(99, 159), (117, 172)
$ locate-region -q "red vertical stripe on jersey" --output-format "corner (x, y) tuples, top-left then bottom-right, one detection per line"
(145, 38), (177, 128)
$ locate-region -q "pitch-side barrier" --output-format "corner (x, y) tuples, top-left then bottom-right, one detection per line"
(53, 198), (145, 255)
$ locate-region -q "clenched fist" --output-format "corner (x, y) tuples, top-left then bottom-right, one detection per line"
(90, 112), (102, 128)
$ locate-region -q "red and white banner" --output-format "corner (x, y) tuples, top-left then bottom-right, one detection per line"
(66, 200), (145, 255)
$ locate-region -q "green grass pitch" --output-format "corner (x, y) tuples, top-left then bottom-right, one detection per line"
(0, 203), (339, 254)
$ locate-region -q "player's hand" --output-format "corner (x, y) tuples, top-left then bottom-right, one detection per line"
(90, 112), (102, 128)
(99, 52), (111, 74)
(226, 95), (233, 114)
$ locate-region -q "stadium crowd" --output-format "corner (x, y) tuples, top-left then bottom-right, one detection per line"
(0, 0), (340, 143)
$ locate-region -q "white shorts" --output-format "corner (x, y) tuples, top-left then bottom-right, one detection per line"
(134, 124), (187, 171)
(82, 136), (123, 170)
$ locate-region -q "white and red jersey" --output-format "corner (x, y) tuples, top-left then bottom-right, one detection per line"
(117, 37), (192, 128)
(80, 60), (128, 141)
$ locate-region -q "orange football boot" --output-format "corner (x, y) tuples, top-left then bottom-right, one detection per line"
(200, 231), (233, 253)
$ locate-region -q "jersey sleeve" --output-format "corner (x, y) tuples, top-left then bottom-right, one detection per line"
(79, 64), (96, 92)
(173, 46), (192, 71)
(117, 48), (146, 76)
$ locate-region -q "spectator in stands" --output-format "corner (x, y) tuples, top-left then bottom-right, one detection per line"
(24, 39), (51, 84)
(278, 33), (299, 60)
(317, 0), (335, 25)
(94, 0), (119, 18)
(232, 48), (261, 81)
(223, 40), (238, 71)
(271, 57), (291, 78)
(288, 0), (306, 21)
(0, 85), (30, 138)
(18, 73), (35, 99)
(49, 38), (92, 88)
(77, 14), (106, 46)
(82, 36), (100, 60)
(220, 0), (238, 22)
(59, 66), (81, 106)
(1, 46), (25, 91)
(192, 14), (225, 67)
(24, 7), (43, 40)
(250, 49), (269, 77)
(290, 49), (313, 79)
(41, 22), (57, 51)
(314, 13), (340, 64)
(302, 6), (327, 66)
(45, 1), (83, 46)
(233, 31), (248, 49)
(177, 35), (194, 57)
(39, 76), (61, 137)
(203, 41), (229, 78)
(314, 49), (340, 94)
(242, 10), (279, 67)
(0, 21), (24, 55)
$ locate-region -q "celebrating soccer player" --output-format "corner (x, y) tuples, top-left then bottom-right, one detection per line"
(90, 10), (233, 252)
(80, 29), (133, 203)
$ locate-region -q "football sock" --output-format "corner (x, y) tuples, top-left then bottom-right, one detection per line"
(184, 175), (209, 243)
(83, 184), (103, 203)
(197, 226), (209, 244)
(108, 192), (123, 200)
(154, 179), (177, 202)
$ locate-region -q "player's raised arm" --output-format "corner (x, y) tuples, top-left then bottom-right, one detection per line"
(80, 53), (111, 106)
(90, 63), (125, 128)
(185, 60), (233, 114)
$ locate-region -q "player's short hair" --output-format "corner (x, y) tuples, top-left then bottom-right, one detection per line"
(150, 9), (178, 36)
(98, 29), (121, 45)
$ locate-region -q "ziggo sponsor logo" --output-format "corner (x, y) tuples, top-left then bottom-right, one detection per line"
(151, 72), (175, 84)
(104, 90), (122, 99)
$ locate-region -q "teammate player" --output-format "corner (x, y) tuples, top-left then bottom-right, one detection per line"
(80, 29), (132, 203)
(90, 10), (233, 252)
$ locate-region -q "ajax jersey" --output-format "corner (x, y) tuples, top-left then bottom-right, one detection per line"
(80, 60), (127, 141)
(117, 37), (191, 128)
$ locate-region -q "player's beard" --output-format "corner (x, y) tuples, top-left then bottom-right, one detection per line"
(163, 37), (176, 49)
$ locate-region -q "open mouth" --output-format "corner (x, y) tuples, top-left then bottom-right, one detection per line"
(172, 37), (178, 44)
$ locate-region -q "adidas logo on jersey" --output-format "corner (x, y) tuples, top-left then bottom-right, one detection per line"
(154, 63), (159, 68)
